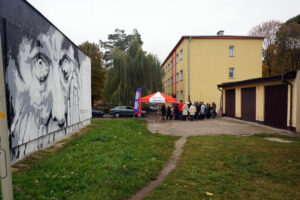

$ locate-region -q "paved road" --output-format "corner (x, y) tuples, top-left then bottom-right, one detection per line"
(146, 115), (293, 136)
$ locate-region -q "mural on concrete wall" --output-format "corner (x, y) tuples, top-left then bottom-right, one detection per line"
(2, 20), (91, 159)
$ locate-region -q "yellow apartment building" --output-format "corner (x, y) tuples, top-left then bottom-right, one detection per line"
(161, 31), (264, 109)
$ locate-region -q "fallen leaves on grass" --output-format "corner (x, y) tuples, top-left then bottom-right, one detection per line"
(205, 191), (213, 196)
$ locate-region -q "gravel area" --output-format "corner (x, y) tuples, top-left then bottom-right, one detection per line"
(145, 115), (293, 136)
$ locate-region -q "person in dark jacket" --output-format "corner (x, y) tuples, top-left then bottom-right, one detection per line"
(161, 104), (166, 120)
(195, 102), (200, 120)
(174, 103), (179, 120)
(166, 105), (172, 120)
(212, 102), (217, 119)
(206, 103), (211, 119)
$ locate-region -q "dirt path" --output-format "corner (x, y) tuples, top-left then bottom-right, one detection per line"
(129, 136), (187, 200)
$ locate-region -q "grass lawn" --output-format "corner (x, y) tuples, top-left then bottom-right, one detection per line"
(145, 134), (300, 200)
(4, 119), (178, 200)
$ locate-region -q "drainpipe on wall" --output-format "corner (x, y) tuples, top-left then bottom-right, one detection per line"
(282, 74), (293, 129)
(188, 36), (192, 102)
(218, 87), (223, 112)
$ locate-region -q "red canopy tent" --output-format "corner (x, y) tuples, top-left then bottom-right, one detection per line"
(140, 92), (177, 103)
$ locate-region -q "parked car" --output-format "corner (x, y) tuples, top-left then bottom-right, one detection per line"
(92, 109), (104, 118)
(149, 103), (159, 111)
(109, 106), (147, 118)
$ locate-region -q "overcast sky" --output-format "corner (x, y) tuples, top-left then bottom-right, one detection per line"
(27, 0), (300, 63)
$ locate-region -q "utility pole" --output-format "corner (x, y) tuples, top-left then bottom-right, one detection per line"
(0, 34), (14, 200)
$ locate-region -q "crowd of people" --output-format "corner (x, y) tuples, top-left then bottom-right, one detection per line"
(160, 100), (217, 121)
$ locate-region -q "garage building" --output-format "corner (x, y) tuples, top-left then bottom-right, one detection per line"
(218, 71), (300, 132)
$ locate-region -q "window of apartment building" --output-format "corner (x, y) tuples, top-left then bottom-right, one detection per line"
(229, 67), (234, 78)
(179, 49), (183, 60)
(176, 73), (179, 82)
(180, 70), (183, 80)
(176, 54), (179, 64)
(229, 45), (235, 57)
(180, 90), (183, 101)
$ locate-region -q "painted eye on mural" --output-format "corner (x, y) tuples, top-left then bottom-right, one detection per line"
(59, 54), (72, 82)
(32, 53), (50, 82)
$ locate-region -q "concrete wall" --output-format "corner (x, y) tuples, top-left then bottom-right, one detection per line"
(0, 0), (92, 160)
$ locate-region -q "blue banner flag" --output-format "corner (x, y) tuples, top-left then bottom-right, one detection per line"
(134, 88), (142, 114)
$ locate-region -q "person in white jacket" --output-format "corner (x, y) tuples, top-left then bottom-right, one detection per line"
(188, 103), (197, 121)
(182, 103), (189, 121)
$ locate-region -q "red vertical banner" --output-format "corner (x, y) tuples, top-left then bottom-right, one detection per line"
(174, 51), (177, 98)
(171, 54), (174, 96)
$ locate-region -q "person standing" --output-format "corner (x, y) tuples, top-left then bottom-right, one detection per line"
(182, 103), (188, 121)
(178, 100), (184, 120)
(200, 102), (205, 120)
(171, 105), (174, 120)
(161, 104), (166, 120)
(206, 103), (211, 119)
(166, 105), (172, 120)
(189, 103), (196, 121)
(174, 103), (179, 120)
(212, 102), (217, 119)
(195, 102), (200, 120)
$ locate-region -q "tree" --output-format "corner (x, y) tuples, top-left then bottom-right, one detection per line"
(79, 41), (106, 102)
(249, 20), (282, 76)
(102, 29), (163, 105)
(100, 28), (143, 69)
(286, 14), (300, 25)
(273, 21), (300, 74)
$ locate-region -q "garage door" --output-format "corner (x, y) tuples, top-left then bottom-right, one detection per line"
(265, 84), (288, 129)
(241, 87), (256, 122)
(225, 89), (235, 118)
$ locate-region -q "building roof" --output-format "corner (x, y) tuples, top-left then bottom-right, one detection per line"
(217, 71), (297, 88)
(161, 35), (264, 68)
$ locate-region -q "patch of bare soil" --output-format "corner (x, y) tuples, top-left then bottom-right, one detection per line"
(129, 136), (187, 200)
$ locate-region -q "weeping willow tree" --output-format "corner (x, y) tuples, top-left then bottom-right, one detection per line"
(102, 34), (163, 105)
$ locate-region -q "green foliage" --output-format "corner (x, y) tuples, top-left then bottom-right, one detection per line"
(272, 21), (300, 74)
(146, 134), (300, 200)
(102, 29), (163, 105)
(100, 28), (143, 69)
(7, 119), (178, 200)
(79, 42), (106, 100)
(285, 14), (300, 25)
(250, 15), (300, 76)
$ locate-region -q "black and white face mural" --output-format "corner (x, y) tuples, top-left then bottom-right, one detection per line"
(4, 25), (91, 159)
